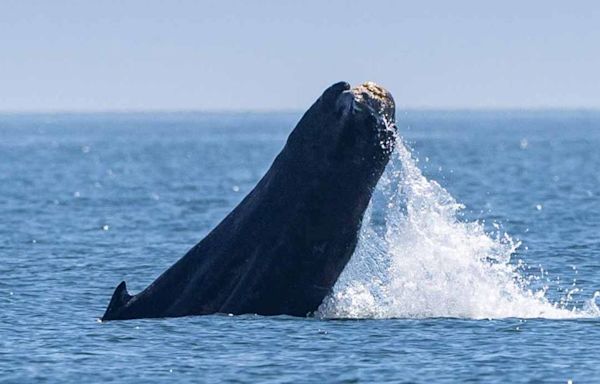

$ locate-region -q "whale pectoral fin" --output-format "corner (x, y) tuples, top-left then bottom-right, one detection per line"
(101, 281), (133, 321)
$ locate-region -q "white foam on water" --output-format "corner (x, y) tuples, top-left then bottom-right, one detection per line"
(318, 136), (600, 319)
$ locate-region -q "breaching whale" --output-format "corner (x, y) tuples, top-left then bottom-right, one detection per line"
(102, 81), (396, 321)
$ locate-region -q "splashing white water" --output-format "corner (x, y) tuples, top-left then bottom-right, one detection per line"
(319, 137), (600, 319)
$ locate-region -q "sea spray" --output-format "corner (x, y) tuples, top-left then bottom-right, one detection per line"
(318, 137), (600, 319)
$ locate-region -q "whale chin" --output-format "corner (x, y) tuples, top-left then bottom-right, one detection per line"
(102, 81), (397, 321)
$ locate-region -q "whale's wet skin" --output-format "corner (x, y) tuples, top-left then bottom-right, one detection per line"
(102, 82), (398, 320)
(2, 110), (600, 381)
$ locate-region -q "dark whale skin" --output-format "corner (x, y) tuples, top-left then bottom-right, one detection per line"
(102, 81), (396, 320)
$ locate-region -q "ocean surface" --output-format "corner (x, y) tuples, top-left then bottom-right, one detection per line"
(1, 110), (600, 383)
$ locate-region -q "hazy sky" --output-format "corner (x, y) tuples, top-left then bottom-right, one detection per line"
(1, 1), (599, 111)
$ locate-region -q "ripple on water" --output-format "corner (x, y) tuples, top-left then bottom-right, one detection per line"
(1, 112), (600, 382)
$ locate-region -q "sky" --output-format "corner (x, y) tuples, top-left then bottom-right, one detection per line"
(0, 0), (599, 111)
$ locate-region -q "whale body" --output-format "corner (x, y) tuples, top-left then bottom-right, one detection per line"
(102, 81), (396, 320)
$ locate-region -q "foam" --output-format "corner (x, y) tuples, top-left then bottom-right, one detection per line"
(318, 134), (600, 319)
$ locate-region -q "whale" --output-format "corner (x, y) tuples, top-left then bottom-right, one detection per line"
(101, 81), (396, 321)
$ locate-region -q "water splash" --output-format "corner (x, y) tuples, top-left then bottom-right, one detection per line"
(319, 137), (600, 319)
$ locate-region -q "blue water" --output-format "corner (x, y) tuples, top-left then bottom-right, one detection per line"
(1, 111), (600, 382)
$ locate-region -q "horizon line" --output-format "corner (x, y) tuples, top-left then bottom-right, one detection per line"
(1, 107), (600, 115)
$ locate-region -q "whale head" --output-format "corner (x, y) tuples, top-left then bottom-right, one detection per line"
(282, 81), (396, 212)
(267, 81), (397, 314)
(285, 81), (396, 177)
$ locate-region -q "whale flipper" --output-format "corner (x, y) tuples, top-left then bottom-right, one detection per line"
(102, 281), (132, 321)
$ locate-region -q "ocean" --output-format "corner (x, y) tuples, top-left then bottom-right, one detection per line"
(1, 111), (599, 383)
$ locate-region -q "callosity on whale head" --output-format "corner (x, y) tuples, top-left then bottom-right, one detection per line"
(101, 81), (397, 321)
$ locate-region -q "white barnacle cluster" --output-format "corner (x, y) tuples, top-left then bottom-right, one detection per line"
(351, 82), (397, 151)
(351, 81), (395, 124)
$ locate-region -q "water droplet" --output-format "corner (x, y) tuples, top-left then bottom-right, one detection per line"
(232, 185), (240, 192)
(81, 145), (90, 153)
(102, 225), (110, 231)
(73, 191), (81, 198)
(318, 140), (583, 320)
(520, 138), (528, 149)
